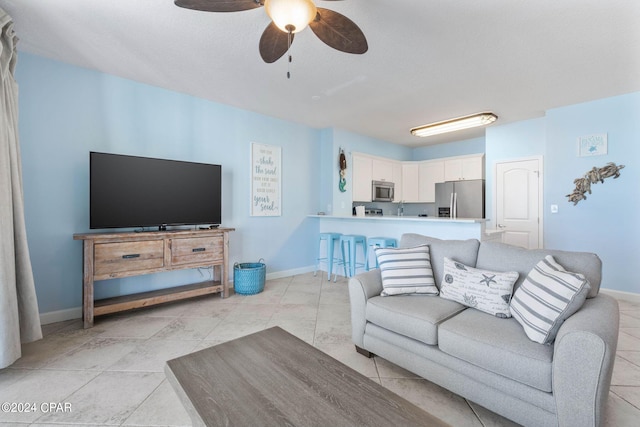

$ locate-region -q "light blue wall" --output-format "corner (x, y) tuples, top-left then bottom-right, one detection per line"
(412, 136), (485, 160)
(486, 93), (639, 294)
(16, 53), (322, 313)
(318, 128), (334, 214)
(544, 93), (639, 294)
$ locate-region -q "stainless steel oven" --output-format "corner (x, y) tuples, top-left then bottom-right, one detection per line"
(372, 181), (395, 202)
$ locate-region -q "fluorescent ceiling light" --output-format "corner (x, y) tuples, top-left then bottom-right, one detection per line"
(410, 112), (498, 137)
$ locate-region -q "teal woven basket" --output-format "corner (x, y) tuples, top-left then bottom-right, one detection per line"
(233, 259), (266, 295)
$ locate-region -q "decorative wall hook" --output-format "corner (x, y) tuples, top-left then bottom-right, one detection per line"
(566, 162), (625, 205)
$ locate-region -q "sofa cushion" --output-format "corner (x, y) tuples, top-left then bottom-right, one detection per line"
(511, 255), (591, 345)
(439, 308), (554, 392)
(440, 257), (518, 318)
(476, 241), (601, 298)
(366, 295), (466, 346)
(376, 245), (438, 296)
(400, 234), (480, 288)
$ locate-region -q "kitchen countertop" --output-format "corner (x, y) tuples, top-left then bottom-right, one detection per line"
(308, 214), (487, 224)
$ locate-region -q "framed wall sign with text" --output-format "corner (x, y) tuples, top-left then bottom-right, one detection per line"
(578, 133), (608, 157)
(251, 143), (282, 216)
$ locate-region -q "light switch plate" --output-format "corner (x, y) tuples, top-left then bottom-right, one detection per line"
(551, 204), (558, 213)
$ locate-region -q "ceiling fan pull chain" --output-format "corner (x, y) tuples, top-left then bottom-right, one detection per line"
(287, 27), (293, 79)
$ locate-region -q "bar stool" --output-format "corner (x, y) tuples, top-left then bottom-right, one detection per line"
(367, 237), (398, 269)
(338, 235), (368, 278)
(314, 232), (342, 282)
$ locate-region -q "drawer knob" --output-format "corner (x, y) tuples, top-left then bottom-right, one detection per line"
(122, 254), (141, 259)
(192, 248), (206, 253)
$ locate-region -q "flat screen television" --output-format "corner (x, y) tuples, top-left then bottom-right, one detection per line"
(90, 152), (222, 230)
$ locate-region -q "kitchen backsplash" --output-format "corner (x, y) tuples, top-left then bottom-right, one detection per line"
(352, 201), (436, 217)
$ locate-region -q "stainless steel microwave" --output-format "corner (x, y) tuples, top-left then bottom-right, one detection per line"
(372, 180), (395, 202)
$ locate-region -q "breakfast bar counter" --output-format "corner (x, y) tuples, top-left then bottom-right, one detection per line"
(309, 214), (488, 241)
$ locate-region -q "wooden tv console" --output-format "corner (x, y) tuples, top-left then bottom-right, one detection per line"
(73, 228), (234, 328)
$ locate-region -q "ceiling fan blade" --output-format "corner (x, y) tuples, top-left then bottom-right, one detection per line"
(259, 22), (294, 63)
(174, 0), (263, 13)
(309, 8), (368, 55)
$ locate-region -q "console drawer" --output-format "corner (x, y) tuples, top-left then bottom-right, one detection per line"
(94, 240), (164, 276)
(172, 236), (223, 266)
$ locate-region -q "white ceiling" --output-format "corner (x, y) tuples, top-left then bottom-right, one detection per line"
(1, 0), (639, 146)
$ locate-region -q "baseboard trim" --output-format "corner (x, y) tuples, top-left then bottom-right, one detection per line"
(39, 265), (319, 325)
(39, 306), (82, 325)
(600, 288), (640, 304)
(228, 265), (317, 283)
(265, 265), (316, 281)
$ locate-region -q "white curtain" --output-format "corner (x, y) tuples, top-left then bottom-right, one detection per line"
(0, 7), (42, 369)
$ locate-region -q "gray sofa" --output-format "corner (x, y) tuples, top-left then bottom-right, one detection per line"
(348, 234), (619, 427)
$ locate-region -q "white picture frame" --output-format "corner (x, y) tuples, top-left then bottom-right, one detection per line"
(578, 133), (608, 157)
(250, 142), (282, 216)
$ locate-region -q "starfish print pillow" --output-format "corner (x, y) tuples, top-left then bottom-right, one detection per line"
(440, 257), (519, 318)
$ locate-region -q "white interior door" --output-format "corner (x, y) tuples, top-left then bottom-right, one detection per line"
(495, 158), (543, 249)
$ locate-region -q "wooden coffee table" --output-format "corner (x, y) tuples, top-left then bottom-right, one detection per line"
(165, 326), (449, 427)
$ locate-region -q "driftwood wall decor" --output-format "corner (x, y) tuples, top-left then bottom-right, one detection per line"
(566, 162), (625, 205)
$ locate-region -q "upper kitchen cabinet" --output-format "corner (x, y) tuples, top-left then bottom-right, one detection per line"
(350, 152), (483, 204)
(401, 163), (420, 202)
(443, 154), (485, 181)
(392, 162), (403, 202)
(353, 153), (402, 202)
(418, 160), (445, 203)
(352, 154), (372, 202)
(371, 158), (394, 182)
(402, 160), (444, 203)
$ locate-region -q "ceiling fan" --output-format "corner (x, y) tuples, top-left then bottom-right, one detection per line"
(174, 0), (368, 64)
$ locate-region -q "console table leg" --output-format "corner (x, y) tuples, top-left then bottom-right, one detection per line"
(82, 240), (95, 328)
(222, 232), (230, 298)
(83, 281), (94, 329)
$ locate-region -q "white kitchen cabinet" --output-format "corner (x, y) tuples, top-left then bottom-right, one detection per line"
(401, 163), (420, 202)
(352, 154), (372, 202)
(444, 155), (484, 181)
(352, 152), (482, 204)
(391, 162), (403, 202)
(371, 158), (394, 182)
(418, 160), (445, 203)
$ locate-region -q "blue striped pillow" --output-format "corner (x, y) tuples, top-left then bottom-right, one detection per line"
(375, 245), (438, 296)
(510, 255), (590, 344)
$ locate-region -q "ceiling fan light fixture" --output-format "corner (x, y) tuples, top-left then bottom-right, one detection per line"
(410, 112), (498, 137)
(265, 0), (317, 34)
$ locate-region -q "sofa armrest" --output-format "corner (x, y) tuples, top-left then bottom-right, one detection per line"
(553, 294), (619, 427)
(348, 269), (383, 348)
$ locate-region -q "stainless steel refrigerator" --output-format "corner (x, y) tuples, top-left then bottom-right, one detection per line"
(435, 180), (485, 219)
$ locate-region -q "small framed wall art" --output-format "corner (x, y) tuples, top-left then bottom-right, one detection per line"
(577, 133), (608, 157)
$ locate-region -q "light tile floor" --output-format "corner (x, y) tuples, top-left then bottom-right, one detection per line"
(1, 272), (638, 426)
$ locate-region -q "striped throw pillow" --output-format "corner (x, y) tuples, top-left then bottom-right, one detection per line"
(375, 245), (438, 296)
(510, 255), (591, 344)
